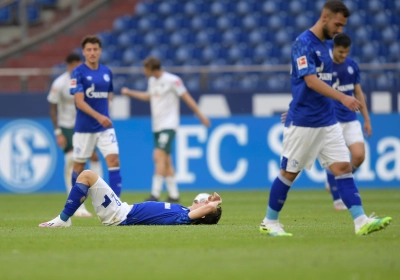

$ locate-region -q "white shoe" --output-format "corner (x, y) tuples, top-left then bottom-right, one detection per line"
(74, 204), (93, 217)
(74, 208), (93, 217)
(259, 219), (292, 236)
(355, 213), (392, 235)
(38, 215), (71, 228)
(333, 199), (347, 210)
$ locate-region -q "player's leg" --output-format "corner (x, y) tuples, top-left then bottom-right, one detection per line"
(348, 142), (365, 171)
(162, 130), (178, 202)
(64, 128), (92, 217)
(97, 128), (122, 197)
(89, 149), (103, 179)
(260, 126), (322, 236)
(146, 148), (167, 201)
(38, 170), (98, 227)
(72, 132), (95, 186)
(320, 124), (391, 235)
(165, 154), (179, 202)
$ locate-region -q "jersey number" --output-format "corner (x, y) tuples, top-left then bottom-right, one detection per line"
(101, 194), (121, 208)
(110, 133), (116, 143)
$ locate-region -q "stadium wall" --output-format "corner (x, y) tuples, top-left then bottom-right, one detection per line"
(0, 114), (399, 193)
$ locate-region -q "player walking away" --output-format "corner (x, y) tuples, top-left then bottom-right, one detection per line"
(325, 33), (372, 210)
(70, 36), (122, 198)
(47, 53), (103, 217)
(260, 0), (391, 236)
(38, 170), (222, 227)
(121, 57), (210, 203)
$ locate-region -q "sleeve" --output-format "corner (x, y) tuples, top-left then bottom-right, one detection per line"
(70, 68), (84, 95)
(291, 39), (317, 79)
(108, 69), (114, 93)
(172, 77), (187, 96)
(47, 78), (61, 104)
(353, 60), (360, 85)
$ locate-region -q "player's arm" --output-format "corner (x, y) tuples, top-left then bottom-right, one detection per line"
(74, 92), (112, 128)
(188, 201), (221, 220)
(304, 75), (361, 111)
(181, 92), (210, 127)
(121, 87), (150, 102)
(47, 82), (67, 148)
(353, 84), (372, 137)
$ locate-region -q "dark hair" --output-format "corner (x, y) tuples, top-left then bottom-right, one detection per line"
(323, 0), (351, 18)
(192, 206), (222, 225)
(81, 35), (102, 49)
(143, 56), (162, 71)
(65, 53), (81, 64)
(333, 33), (352, 48)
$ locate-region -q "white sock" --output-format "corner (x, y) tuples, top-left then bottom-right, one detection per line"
(354, 214), (368, 228)
(263, 218), (279, 224)
(151, 174), (164, 198)
(64, 152), (74, 193)
(90, 160), (103, 178)
(165, 176), (179, 199)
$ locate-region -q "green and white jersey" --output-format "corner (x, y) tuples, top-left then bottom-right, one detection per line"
(47, 71), (76, 129)
(147, 71), (187, 132)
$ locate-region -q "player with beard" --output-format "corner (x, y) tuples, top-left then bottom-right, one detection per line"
(259, 0), (391, 236)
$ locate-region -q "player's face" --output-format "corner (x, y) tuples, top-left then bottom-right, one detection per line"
(82, 43), (101, 64)
(333, 46), (350, 63)
(322, 12), (348, 40)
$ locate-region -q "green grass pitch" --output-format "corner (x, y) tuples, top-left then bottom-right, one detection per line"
(0, 189), (399, 280)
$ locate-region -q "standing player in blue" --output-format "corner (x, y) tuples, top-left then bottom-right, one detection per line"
(325, 33), (372, 210)
(38, 170), (222, 227)
(260, 0), (391, 236)
(70, 35), (122, 198)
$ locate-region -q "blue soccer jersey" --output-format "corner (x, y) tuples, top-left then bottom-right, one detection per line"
(70, 64), (113, 133)
(286, 30), (337, 128)
(332, 57), (360, 122)
(119, 201), (193, 225)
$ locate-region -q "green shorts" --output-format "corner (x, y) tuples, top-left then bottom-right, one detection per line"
(61, 127), (74, 153)
(154, 129), (176, 154)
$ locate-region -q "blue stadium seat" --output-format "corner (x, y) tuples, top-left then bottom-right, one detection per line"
(374, 11), (389, 29)
(295, 14), (312, 32)
(185, 76), (201, 91)
(97, 31), (118, 46)
(347, 11), (365, 30)
(253, 43), (273, 63)
(262, 1), (278, 15)
(314, 0), (326, 13)
(280, 44), (292, 63)
(137, 15), (162, 32)
(242, 14), (259, 31)
(361, 43), (376, 61)
(354, 27), (370, 45)
(395, 0), (400, 13)
(267, 14), (284, 31)
(343, 0), (356, 13)
(175, 46), (194, 63)
(275, 29), (291, 46)
(288, 0), (302, 15)
(216, 14), (240, 31)
(158, 2), (174, 16)
(135, 2), (156, 16)
(367, 0), (383, 14)
(381, 26), (398, 45)
(236, 1), (252, 16)
(113, 16), (131, 33)
(388, 42), (400, 61)
(248, 30), (264, 46)
(143, 33), (159, 47)
(210, 1), (226, 16)
(122, 48), (139, 65)
(0, 6), (13, 24)
(27, 5), (40, 24)
(170, 31), (184, 47)
(184, 1), (209, 16)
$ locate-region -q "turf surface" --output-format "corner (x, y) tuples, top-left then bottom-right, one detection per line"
(0, 189), (399, 280)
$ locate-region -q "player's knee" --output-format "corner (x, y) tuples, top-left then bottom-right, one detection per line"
(330, 162), (352, 176)
(352, 153), (365, 167)
(77, 170), (96, 186)
(105, 154), (120, 168)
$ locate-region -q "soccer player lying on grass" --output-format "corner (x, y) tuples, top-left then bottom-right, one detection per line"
(39, 170), (222, 227)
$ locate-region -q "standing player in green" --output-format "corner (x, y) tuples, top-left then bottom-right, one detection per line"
(47, 53), (103, 217)
(122, 57), (210, 202)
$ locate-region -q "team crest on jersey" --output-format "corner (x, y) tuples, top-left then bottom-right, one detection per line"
(347, 66), (354, 75)
(70, 79), (77, 88)
(297, 56), (308, 70)
(86, 76), (92, 81)
(103, 74), (110, 82)
(315, 50), (321, 56)
(290, 159), (299, 168)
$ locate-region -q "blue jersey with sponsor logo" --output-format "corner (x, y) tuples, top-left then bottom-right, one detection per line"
(332, 57), (360, 122)
(119, 201), (193, 225)
(286, 30), (336, 128)
(70, 63), (113, 133)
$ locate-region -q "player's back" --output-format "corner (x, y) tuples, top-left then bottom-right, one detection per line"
(287, 30), (336, 128)
(332, 57), (360, 122)
(70, 63), (113, 133)
(125, 201), (192, 225)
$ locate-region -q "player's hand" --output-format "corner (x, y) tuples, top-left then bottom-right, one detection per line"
(281, 112), (287, 123)
(209, 192), (222, 204)
(97, 115), (113, 128)
(200, 115), (211, 127)
(121, 87), (130, 96)
(364, 120), (372, 138)
(341, 95), (362, 112)
(56, 134), (67, 149)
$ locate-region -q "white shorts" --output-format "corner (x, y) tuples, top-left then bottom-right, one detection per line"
(88, 176), (131, 226)
(73, 128), (119, 162)
(281, 123), (350, 172)
(339, 120), (364, 147)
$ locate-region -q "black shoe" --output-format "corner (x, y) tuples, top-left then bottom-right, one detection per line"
(145, 195), (158, 202)
(166, 196), (179, 203)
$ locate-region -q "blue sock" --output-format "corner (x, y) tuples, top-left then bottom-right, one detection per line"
(326, 170), (340, 201)
(71, 171), (79, 188)
(60, 182), (89, 221)
(335, 173), (365, 220)
(266, 174), (292, 220)
(109, 168), (122, 197)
